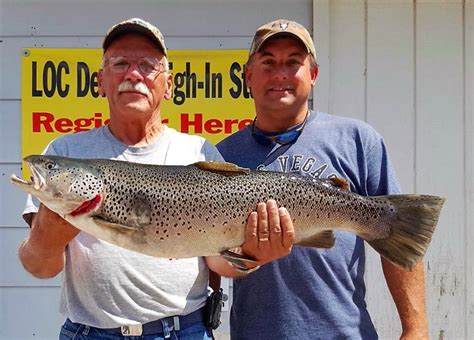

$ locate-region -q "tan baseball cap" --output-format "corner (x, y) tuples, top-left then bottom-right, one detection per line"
(102, 18), (167, 56)
(248, 19), (316, 62)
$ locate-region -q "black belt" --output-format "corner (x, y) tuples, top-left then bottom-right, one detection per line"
(81, 308), (205, 336)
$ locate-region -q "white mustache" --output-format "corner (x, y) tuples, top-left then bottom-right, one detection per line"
(118, 81), (150, 95)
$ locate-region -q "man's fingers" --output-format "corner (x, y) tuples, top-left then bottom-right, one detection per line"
(257, 202), (270, 243)
(279, 207), (295, 249)
(267, 199), (282, 245)
(245, 211), (259, 249)
(240, 202), (294, 268)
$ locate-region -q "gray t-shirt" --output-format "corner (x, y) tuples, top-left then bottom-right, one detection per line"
(23, 125), (223, 328)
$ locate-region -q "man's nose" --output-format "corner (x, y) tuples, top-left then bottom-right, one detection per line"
(124, 63), (145, 82)
(272, 65), (289, 79)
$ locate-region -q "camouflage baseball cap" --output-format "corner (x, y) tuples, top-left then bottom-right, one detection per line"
(102, 18), (167, 56)
(248, 19), (316, 61)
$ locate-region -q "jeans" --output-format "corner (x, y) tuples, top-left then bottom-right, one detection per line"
(59, 318), (213, 340)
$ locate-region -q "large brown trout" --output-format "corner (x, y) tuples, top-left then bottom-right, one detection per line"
(11, 155), (445, 269)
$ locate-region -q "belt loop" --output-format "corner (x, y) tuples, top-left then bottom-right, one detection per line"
(81, 325), (90, 335)
(173, 316), (181, 331)
(160, 319), (171, 339)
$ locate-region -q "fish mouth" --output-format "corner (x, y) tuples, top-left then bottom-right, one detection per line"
(69, 194), (103, 217)
(10, 174), (30, 186)
(10, 165), (45, 192)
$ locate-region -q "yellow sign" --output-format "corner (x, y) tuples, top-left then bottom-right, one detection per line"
(21, 48), (254, 160)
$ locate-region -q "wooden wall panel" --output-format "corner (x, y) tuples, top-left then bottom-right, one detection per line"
(464, 0), (474, 336)
(0, 287), (63, 339)
(0, 164), (30, 227)
(365, 1), (415, 337)
(0, 228), (61, 286)
(328, 0), (366, 121)
(313, 0), (330, 112)
(0, 0), (312, 37)
(366, 0), (415, 192)
(0, 101), (21, 161)
(416, 1), (465, 338)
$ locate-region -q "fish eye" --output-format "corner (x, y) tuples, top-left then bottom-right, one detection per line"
(45, 161), (57, 170)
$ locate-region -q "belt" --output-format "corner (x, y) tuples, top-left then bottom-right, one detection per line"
(86, 308), (205, 336)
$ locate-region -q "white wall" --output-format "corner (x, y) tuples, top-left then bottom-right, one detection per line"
(1, 0), (472, 339)
(312, 1), (473, 338)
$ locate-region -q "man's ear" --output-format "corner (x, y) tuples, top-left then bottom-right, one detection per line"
(98, 69), (106, 97)
(245, 63), (252, 92)
(163, 73), (173, 100)
(310, 65), (319, 87)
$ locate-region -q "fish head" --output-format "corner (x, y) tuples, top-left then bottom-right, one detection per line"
(10, 155), (104, 216)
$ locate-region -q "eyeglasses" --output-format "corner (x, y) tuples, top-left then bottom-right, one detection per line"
(251, 112), (309, 146)
(104, 56), (166, 76)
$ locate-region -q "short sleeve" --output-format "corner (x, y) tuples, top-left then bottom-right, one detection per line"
(202, 140), (224, 162)
(366, 137), (401, 196)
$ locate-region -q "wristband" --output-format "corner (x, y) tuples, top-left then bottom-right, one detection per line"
(232, 264), (261, 274)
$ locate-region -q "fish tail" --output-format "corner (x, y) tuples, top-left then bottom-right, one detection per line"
(368, 194), (445, 270)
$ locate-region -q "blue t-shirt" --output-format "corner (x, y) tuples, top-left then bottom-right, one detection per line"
(217, 111), (400, 340)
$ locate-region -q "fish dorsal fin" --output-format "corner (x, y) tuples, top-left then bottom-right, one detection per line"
(322, 177), (350, 190)
(193, 161), (250, 176)
(297, 231), (336, 248)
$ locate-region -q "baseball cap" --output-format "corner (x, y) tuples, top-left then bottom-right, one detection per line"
(248, 19), (316, 62)
(102, 18), (167, 56)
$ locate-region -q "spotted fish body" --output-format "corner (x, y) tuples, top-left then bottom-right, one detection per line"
(11, 155), (445, 269)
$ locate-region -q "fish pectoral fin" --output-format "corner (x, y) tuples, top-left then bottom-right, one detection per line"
(92, 217), (135, 234)
(193, 161), (250, 176)
(297, 231), (335, 248)
(220, 249), (258, 269)
(322, 177), (350, 190)
(129, 196), (151, 227)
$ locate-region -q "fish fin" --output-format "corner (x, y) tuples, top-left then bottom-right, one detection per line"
(368, 195), (445, 270)
(220, 249), (258, 269)
(92, 217), (135, 233)
(320, 176), (350, 190)
(296, 231), (335, 248)
(328, 177), (350, 190)
(193, 161), (250, 176)
(129, 196), (151, 227)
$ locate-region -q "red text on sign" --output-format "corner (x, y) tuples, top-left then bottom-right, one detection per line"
(32, 112), (109, 133)
(181, 113), (252, 134)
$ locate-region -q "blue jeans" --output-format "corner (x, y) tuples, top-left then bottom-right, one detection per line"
(59, 319), (213, 340)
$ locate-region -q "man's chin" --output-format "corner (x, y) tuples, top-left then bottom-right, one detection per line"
(266, 91), (295, 101)
(265, 96), (295, 107)
(119, 91), (149, 99)
(120, 103), (153, 115)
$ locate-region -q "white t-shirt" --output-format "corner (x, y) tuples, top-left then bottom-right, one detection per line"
(23, 125), (224, 328)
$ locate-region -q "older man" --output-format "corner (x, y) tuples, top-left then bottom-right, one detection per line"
(18, 18), (293, 339)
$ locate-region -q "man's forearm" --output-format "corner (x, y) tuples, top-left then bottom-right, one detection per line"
(205, 255), (259, 278)
(382, 258), (428, 339)
(18, 206), (79, 279)
(18, 237), (66, 279)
